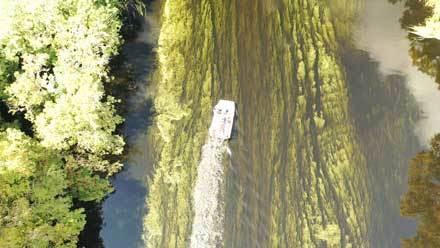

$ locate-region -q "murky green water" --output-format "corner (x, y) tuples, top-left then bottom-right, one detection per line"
(98, 0), (440, 247)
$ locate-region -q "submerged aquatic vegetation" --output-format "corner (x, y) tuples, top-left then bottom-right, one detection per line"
(144, 0), (418, 247)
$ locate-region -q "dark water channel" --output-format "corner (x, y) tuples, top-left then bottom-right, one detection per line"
(98, 22), (157, 248)
(94, 0), (440, 247)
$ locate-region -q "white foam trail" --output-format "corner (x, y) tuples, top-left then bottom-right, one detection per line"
(190, 138), (227, 248)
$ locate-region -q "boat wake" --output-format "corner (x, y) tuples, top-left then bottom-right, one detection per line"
(190, 138), (228, 248)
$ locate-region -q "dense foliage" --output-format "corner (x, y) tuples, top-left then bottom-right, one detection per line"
(0, 129), (85, 247)
(0, 0), (124, 175)
(392, 0), (440, 87)
(0, 0), (131, 246)
(400, 135), (440, 248)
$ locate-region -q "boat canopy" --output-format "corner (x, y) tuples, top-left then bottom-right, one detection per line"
(209, 100), (235, 141)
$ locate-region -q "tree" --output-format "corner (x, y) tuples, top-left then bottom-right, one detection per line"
(390, 0), (440, 86)
(400, 135), (440, 247)
(0, 128), (85, 247)
(0, 0), (125, 176)
(0, 0), (132, 245)
(411, 0), (440, 40)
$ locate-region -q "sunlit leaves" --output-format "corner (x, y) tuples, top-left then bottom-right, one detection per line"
(411, 0), (440, 40)
(0, 0), (131, 245)
(6, 53), (53, 118)
(34, 94), (124, 156)
(0, 0), (124, 176)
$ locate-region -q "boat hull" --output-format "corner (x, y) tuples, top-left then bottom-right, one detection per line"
(209, 100), (235, 141)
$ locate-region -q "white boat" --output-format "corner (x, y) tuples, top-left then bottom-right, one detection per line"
(209, 100), (235, 141)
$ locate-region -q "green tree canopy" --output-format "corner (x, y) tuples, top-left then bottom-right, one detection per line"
(400, 135), (440, 247)
(0, 0), (125, 176)
(391, 0), (440, 86)
(0, 128), (85, 247)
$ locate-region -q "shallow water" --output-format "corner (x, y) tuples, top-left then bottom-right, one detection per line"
(96, 0), (440, 247)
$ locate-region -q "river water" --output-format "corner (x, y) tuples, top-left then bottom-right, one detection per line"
(98, 17), (157, 248)
(97, 0), (440, 247)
